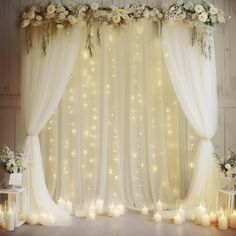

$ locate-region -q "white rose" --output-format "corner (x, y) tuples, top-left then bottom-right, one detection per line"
(47, 4), (56, 14)
(36, 15), (42, 21)
(68, 15), (78, 25)
(122, 14), (129, 20)
(210, 15), (217, 23)
(64, 11), (69, 16)
(20, 19), (31, 28)
(198, 12), (208, 22)
(209, 7), (218, 15)
(56, 24), (64, 30)
(112, 15), (121, 24)
(194, 4), (204, 13)
(58, 13), (66, 21)
(154, 8), (160, 15)
(218, 14), (226, 23)
(143, 10), (150, 18)
(177, 0), (184, 5)
(225, 163), (231, 170)
(169, 6), (175, 12)
(56, 5), (64, 13)
(184, 2), (194, 10)
(157, 13), (163, 19)
(91, 3), (99, 11)
(117, 9), (125, 16)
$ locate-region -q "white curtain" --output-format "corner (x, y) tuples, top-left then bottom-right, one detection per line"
(40, 20), (197, 212)
(21, 26), (81, 225)
(162, 22), (220, 211)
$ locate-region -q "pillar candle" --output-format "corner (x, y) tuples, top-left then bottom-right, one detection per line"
(0, 209), (4, 224)
(210, 212), (216, 223)
(88, 211), (95, 220)
(156, 201), (163, 212)
(202, 214), (210, 226)
(96, 199), (104, 214)
(153, 213), (162, 223)
(195, 205), (206, 224)
(66, 201), (73, 213)
(112, 207), (120, 218)
(118, 204), (125, 215)
(218, 214), (228, 230)
(28, 213), (38, 225)
(6, 208), (14, 231)
(177, 207), (185, 222)
(174, 213), (182, 224)
(230, 210), (236, 229)
(141, 207), (148, 216)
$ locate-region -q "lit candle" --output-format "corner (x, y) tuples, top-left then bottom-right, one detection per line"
(88, 211), (95, 220)
(6, 208), (14, 231)
(210, 211), (216, 223)
(202, 214), (210, 226)
(57, 198), (66, 209)
(66, 201), (73, 213)
(195, 204), (206, 224)
(141, 207), (148, 216)
(174, 213), (182, 224)
(112, 207), (120, 218)
(153, 213), (162, 223)
(216, 208), (224, 218)
(0, 207), (4, 224)
(2, 222), (7, 230)
(88, 203), (96, 214)
(108, 204), (114, 216)
(218, 214), (228, 230)
(118, 204), (125, 215)
(177, 206), (185, 222)
(95, 199), (104, 214)
(230, 210), (236, 229)
(156, 201), (163, 212)
(28, 213), (38, 225)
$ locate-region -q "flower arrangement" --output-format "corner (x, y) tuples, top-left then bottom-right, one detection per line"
(20, 1), (228, 57)
(0, 144), (26, 173)
(214, 148), (236, 177)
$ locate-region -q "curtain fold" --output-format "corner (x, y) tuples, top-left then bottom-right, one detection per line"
(162, 22), (220, 210)
(21, 26), (81, 225)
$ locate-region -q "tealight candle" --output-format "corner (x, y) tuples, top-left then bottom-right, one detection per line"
(202, 214), (210, 226)
(210, 211), (216, 223)
(153, 213), (162, 223)
(174, 213), (182, 224)
(156, 201), (163, 212)
(218, 214), (228, 230)
(230, 210), (236, 229)
(141, 207), (148, 216)
(96, 199), (104, 214)
(6, 208), (14, 231)
(28, 213), (38, 225)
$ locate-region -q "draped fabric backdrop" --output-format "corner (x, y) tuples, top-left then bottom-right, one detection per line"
(40, 21), (201, 212)
(21, 20), (219, 225)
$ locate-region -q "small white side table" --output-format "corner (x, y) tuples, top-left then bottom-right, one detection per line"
(0, 187), (26, 227)
(217, 189), (236, 215)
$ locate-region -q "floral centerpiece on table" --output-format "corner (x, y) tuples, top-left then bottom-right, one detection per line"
(19, 1), (229, 57)
(0, 144), (25, 174)
(214, 148), (236, 177)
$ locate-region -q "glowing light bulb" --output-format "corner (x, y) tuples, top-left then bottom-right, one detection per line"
(82, 50), (89, 59)
(72, 129), (77, 134)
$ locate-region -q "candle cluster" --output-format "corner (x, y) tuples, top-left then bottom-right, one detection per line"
(57, 198), (73, 213)
(0, 204), (15, 231)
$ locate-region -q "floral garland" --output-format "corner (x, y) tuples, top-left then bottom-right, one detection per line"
(20, 1), (228, 58)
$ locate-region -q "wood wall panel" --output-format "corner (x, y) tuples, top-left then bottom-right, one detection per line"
(0, 0), (235, 157)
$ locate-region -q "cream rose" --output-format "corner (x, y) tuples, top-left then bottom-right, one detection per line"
(91, 3), (99, 11)
(112, 15), (121, 24)
(47, 4), (56, 14)
(22, 11), (28, 19)
(36, 15), (42, 21)
(56, 24), (64, 30)
(194, 4), (204, 13)
(209, 7), (218, 15)
(68, 15), (78, 25)
(198, 12), (208, 22)
(27, 10), (35, 19)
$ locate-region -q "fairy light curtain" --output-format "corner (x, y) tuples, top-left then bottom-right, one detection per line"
(40, 20), (199, 212)
(19, 1), (223, 226)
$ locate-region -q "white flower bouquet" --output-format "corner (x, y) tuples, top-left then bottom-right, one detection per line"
(214, 148), (236, 177)
(0, 144), (26, 174)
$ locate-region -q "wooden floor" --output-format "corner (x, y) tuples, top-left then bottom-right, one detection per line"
(1, 211), (236, 236)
